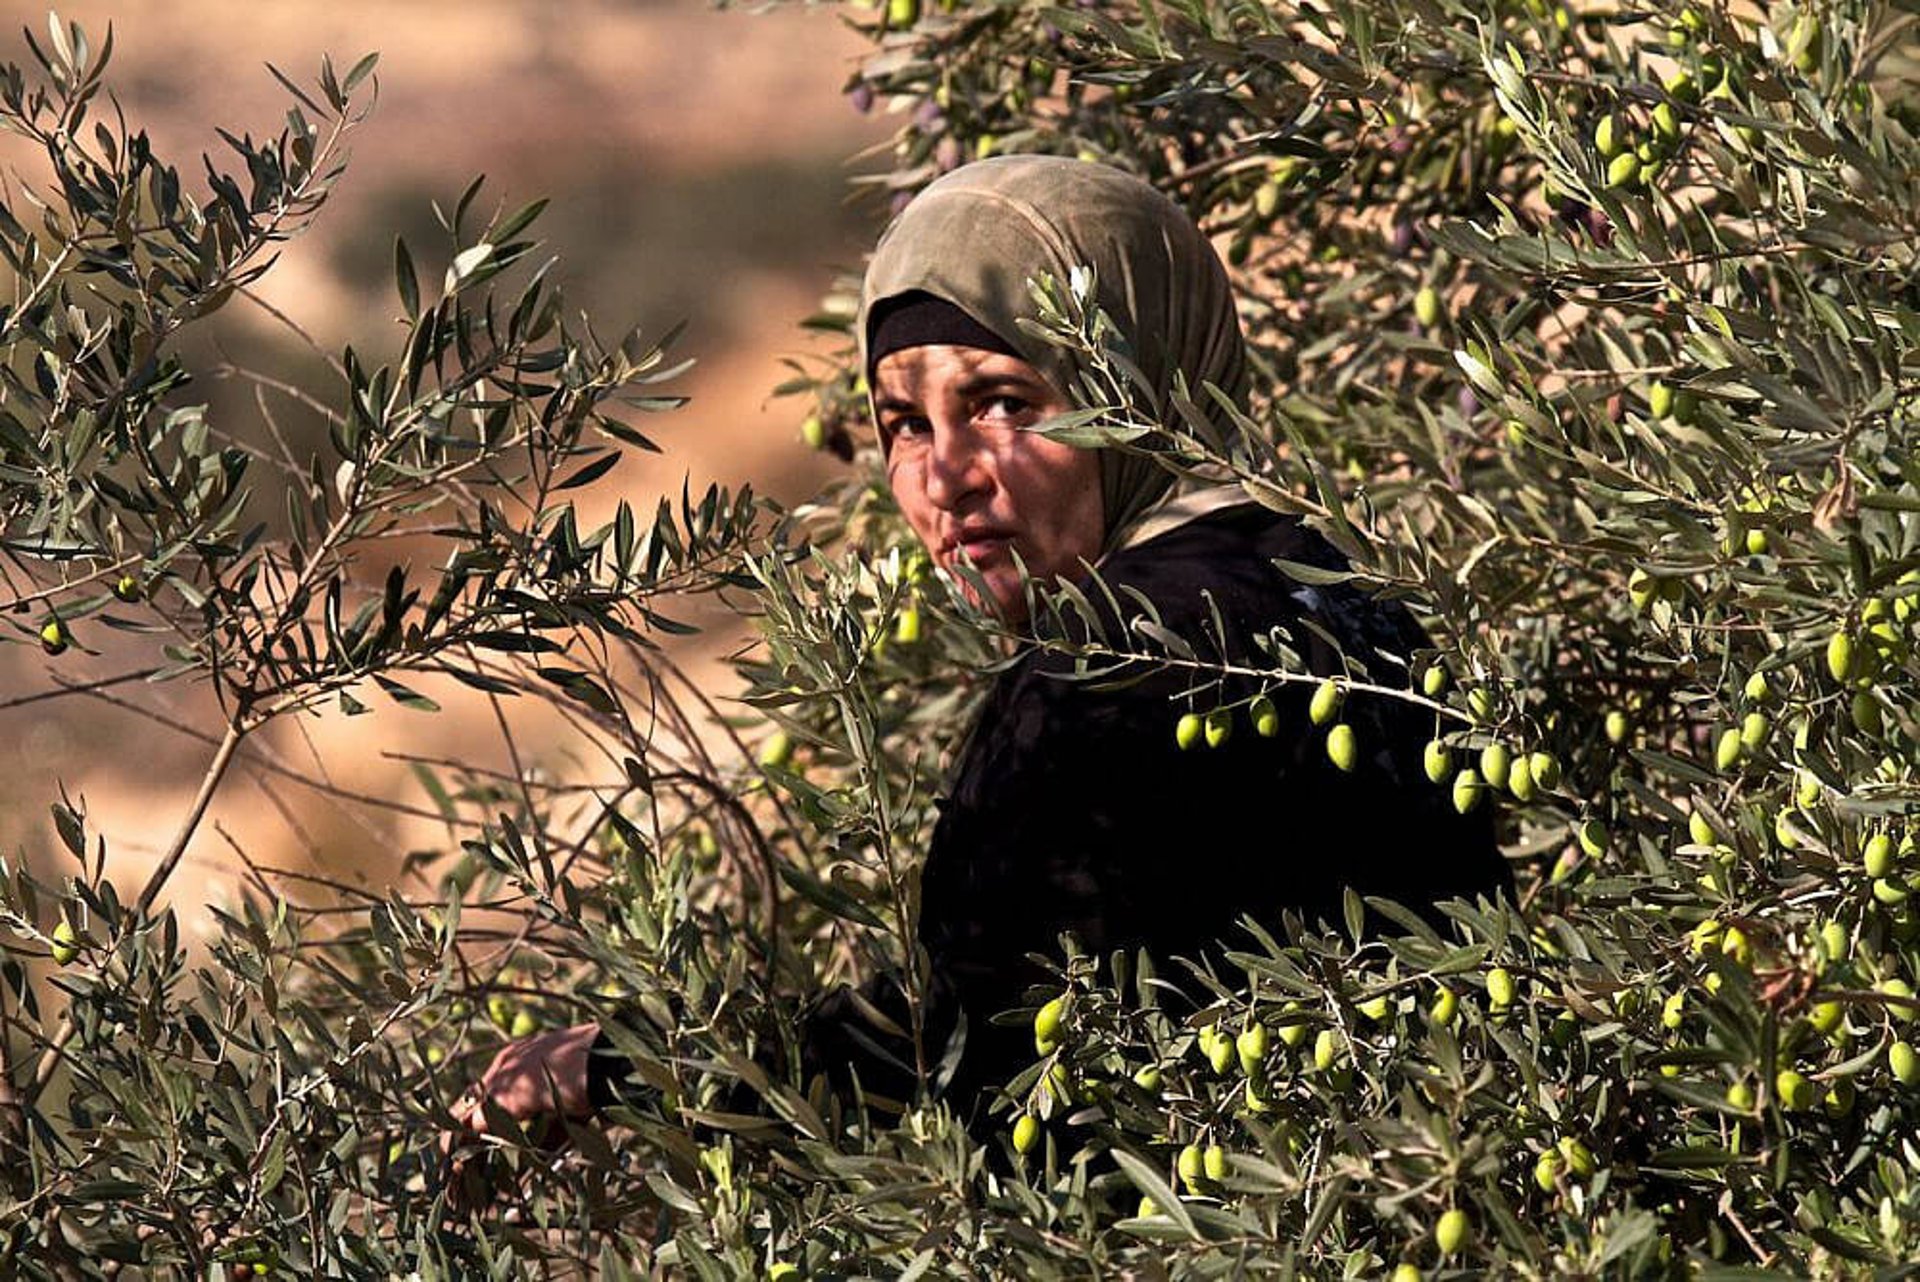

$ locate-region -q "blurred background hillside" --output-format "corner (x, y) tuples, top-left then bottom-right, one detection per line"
(0, 0), (889, 909)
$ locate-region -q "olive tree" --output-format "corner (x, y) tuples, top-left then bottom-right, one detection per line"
(3, 0), (1919, 1277)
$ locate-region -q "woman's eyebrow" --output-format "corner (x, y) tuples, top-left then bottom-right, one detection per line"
(952, 371), (1047, 398)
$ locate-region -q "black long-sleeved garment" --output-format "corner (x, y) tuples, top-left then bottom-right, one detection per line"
(788, 504), (1510, 1121)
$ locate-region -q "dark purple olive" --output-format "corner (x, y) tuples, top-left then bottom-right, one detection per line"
(1586, 207), (1614, 246)
(935, 136), (962, 172)
(849, 82), (875, 114)
(914, 100), (944, 130)
(1457, 386), (1481, 418)
(1391, 219), (1416, 256)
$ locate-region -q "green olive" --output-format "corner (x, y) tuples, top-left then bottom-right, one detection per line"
(800, 415), (826, 450)
(1715, 727), (1744, 771)
(1662, 991), (1686, 1029)
(1430, 987), (1458, 1026)
(1312, 1028), (1342, 1072)
(1451, 767), (1484, 814)
(1435, 1207), (1472, 1256)
(1744, 670), (1772, 702)
(1236, 1023), (1269, 1074)
(1357, 994), (1391, 1022)
(113, 573), (143, 602)
(1423, 740), (1454, 785)
(509, 1010), (537, 1038)
(1175, 712), (1204, 751)
(886, 0), (919, 25)
(38, 619), (67, 655)
(486, 995), (514, 1031)
(1177, 1142), (1205, 1191)
(893, 606), (921, 645)
(1577, 819), (1609, 858)
(1775, 1069), (1814, 1112)
(1422, 664), (1448, 697)
(1204, 707), (1233, 748)
(1688, 811), (1716, 846)
(1033, 996), (1066, 1053)
(1533, 1148), (1563, 1193)
(1478, 742), (1511, 791)
(1414, 285), (1443, 330)
(1651, 101), (1680, 142)
(49, 919), (79, 966)
(1012, 1113), (1041, 1154)
(1726, 1080), (1755, 1112)
(1202, 1143), (1228, 1182)
(1528, 751), (1561, 790)
(1309, 678), (1342, 726)
(1648, 381), (1675, 419)
(1506, 754), (1535, 801)
(1890, 1040), (1919, 1085)
(1866, 833), (1896, 879)
(1852, 691), (1884, 738)
(1326, 723), (1358, 772)
(1557, 1136), (1595, 1177)
(1807, 1000), (1843, 1037)
(1628, 568), (1658, 612)
(1249, 694), (1280, 737)
(1604, 709), (1630, 744)
(1486, 967), (1516, 1008)
(1132, 1063), (1163, 1093)
(1253, 177), (1282, 219)
(1207, 1028), (1236, 1075)
(1593, 113), (1620, 159)
(1826, 629), (1856, 683)
(759, 730), (794, 770)
(1720, 924), (1751, 965)
(1606, 152), (1641, 189)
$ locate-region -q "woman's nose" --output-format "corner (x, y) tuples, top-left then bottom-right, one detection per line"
(923, 421), (990, 509)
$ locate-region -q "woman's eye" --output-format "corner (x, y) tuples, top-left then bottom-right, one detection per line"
(887, 415), (932, 441)
(977, 395), (1031, 421)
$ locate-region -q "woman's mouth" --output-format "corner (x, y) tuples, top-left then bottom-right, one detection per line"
(944, 529), (1014, 565)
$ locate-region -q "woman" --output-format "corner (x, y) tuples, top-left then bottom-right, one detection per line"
(452, 155), (1508, 1141)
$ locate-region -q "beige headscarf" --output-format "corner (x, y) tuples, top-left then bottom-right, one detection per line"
(858, 155), (1253, 556)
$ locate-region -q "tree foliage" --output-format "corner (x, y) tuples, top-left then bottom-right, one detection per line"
(3, 0), (1919, 1276)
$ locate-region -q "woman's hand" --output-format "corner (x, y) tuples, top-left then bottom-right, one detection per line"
(447, 1020), (600, 1141)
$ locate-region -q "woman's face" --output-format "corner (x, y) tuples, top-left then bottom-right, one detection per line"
(875, 344), (1104, 625)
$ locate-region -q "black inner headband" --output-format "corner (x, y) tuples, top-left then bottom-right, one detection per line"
(867, 291), (1022, 377)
